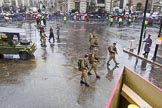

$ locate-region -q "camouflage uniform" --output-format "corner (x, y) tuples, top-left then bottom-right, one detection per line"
(107, 43), (119, 66)
(88, 48), (100, 78)
(89, 33), (93, 42)
(41, 31), (47, 47)
(80, 54), (90, 87)
(89, 34), (98, 50)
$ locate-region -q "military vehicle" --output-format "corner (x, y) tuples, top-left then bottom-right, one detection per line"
(0, 27), (36, 60)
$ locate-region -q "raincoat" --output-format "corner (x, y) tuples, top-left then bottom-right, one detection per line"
(144, 37), (152, 52)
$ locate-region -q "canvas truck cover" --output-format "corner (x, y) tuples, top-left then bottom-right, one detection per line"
(0, 32), (20, 41)
(0, 27), (26, 36)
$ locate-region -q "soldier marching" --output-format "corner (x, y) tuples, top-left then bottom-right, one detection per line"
(78, 32), (120, 87)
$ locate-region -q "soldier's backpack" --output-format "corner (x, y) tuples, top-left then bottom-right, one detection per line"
(108, 46), (111, 52)
(78, 58), (83, 71)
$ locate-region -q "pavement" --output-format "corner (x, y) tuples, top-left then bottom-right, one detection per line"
(123, 48), (162, 68)
(100, 22), (162, 68)
(0, 20), (162, 108)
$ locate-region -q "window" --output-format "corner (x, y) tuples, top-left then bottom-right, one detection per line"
(97, 0), (105, 4)
(136, 2), (142, 11)
(75, 2), (80, 11)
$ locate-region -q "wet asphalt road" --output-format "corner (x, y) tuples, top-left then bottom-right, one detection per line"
(0, 21), (162, 108)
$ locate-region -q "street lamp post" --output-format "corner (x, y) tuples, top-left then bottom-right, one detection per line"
(38, 0), (40, 11)
(152, 19), (162, 61)
(110, 0), (113, 14)
(129, 0), (131, 14)
(137, 0), (149, 55)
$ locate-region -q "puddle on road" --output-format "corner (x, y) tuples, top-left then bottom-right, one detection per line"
(119, 35), (136, 40)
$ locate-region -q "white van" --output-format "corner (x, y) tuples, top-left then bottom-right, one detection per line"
(29, 7), (38, 13)
(151, 12), (159, 18)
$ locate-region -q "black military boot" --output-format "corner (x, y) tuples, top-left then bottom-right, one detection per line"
(84, 82), (90, 87)
(80, 80), (85, 84)
(107, 62), (110, 66)
(88, 72), (92, 75)
(96, 75), (100, 79)
(115, 63), (119, 66)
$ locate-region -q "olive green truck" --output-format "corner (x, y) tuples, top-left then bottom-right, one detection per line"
(0, 32), (36, 60)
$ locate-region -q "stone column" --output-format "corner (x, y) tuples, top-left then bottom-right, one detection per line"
(150, 0), (155, 13)
(0, 0), (3, 6)
(80, 0), (86, 13)
(123, 0), (129, 11)
(105, 0), (111, 12)
(15, 0), (19, 7)
(24, 0), (30, 6)
(67, 0), (74, 12)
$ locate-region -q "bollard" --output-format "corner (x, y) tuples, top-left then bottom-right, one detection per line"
(129, 40), (135, 52)
(130, 40), (133, 49)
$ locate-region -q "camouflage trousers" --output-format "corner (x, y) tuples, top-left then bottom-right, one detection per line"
(81, 69), (88, 82)
(88, 62), (98, 76)
(40, 37), (46, 46)
(107, 53), (117, 64)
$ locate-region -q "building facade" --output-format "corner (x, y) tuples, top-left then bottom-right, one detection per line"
(153, 0), (162, 12)
(1, 0), (30, 7)
(56, 0), (161, 13)
(114, 0), (154, 13)
(56, 0), (152, 13)
(131, 0), (153, 12)
(56, 0), (113, 13)
(1, 0), (161, 13)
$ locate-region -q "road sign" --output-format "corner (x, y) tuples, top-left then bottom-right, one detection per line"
(156, 37), (162, 45)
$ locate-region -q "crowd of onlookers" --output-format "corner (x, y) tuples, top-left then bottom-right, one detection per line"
(0, 5), (161, 27)
(0, 5), (27, 14)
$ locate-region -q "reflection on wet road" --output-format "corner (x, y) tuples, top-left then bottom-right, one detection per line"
(0, 21), (162, 108)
